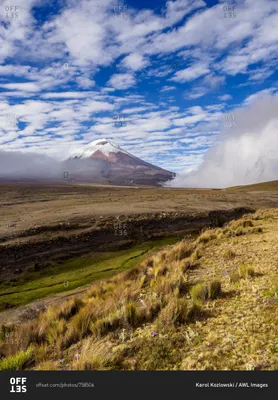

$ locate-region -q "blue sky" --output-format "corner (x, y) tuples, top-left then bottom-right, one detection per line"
(0, 0), (277, 175)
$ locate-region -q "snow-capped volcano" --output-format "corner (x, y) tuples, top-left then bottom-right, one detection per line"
(70, 139), (131, 159)
(67, 138), (175, 186)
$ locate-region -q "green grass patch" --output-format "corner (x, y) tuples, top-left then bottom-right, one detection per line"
(0, 237), (179, 311)
(0, 346), (33, 371)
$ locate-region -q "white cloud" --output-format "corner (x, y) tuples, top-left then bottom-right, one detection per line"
(169, 93), (278, 188)
(0, 82), (40, 92)
(243, 88), (277, 106)
(121, 53), (148, 71)
(160, 85), (176, 93)
(170, 63), (210, 83)
(218, 94), (232, 101)
(76, 76), (96, 89)
(108, 73), (136, 90)
(41, 92), (95, 99)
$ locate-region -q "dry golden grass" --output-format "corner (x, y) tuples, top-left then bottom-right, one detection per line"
(238, 265), (255, 279)
(1, 208), (278, 370)
(224, 248), (236, 260)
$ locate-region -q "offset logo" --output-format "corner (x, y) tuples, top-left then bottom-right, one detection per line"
(10, 377), (27, 393)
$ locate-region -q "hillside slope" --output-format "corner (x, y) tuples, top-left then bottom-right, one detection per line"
(0, 209), (278, 370)
(227, 180), (278, 192)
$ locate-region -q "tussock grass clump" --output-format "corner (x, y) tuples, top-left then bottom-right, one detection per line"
(238, 265), (255, 279)
(228, 219), (253, 230)
(170, 241), (194, 261)
(124, 301), (150, 327)
(273, 278), (278, 296)
(252, 209), (276, 220)
(197, 230), (217, 244)
(191, 280), (222, 304)
(4, 319), (48, 354)
(69, 306), (96, 340)
(235, 227), (247, 236)
(208, 281), (222, 299)
(154, 263), (168, 279)
(34, 343), (50, 364)
(190, 284), (208, 304)
(265, 276), (278, 298)
(222, 224), (260, 238)
(252, 227), (263, 233)
(64, 294), (119, 345)
(120, 264), (145, 281)
(229, 272), (241, 283)
(45, 319), (66, 346)
(90, 313), (122, 338)
(187, 303), (203, 320)
(124, 302), (138, 326)
(157, 298), (188, 327)
(242, 220), (254, 228)
(0, 346), (33, 371)
(56, 298), (84, 320)
(89, 299), (155, 339)
(71, 339), (123, 370)
(152, 262), (188, 297)
(182, 248), (203, 271)
(222, 215), (264, 238)
(146, 259), (154, 268)
(224, 248), (236, 260)
(191, 248), (202, 262)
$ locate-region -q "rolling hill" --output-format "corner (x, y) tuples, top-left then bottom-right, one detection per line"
(226, 180), (278, 191)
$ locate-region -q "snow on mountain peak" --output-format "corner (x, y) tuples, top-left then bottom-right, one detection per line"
(70, 138), (130, 159)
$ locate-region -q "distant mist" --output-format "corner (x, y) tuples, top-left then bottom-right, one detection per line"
(0, 150), (107, 181)
(168, 93), (278, 188)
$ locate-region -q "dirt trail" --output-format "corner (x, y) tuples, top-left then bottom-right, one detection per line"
(0, 286), (89, 327)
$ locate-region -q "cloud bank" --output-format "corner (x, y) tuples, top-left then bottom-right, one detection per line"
(0, 150), (106, 181)
(169, 93), (278, 188)
(0, 150), (63, 180)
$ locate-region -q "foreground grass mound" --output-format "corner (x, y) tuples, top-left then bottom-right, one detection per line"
(1, 208), (278, 370)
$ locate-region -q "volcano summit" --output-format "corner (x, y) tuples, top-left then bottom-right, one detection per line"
(68, 139), (175, 186)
